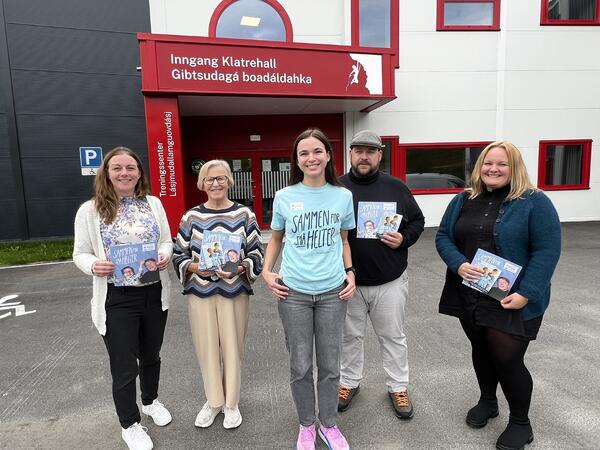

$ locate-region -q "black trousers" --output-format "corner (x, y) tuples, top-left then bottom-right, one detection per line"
(102, 282), (168, 429)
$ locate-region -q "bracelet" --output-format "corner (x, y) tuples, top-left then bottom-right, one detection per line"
(344, 266), (356, 274)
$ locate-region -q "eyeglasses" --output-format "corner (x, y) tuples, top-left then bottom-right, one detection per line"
(203, 176), (228, 185)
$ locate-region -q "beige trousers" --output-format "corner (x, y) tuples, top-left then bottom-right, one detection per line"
(187, 293), (249, 409)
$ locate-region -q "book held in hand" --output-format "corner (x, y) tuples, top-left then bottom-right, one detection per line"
(462, 248), (522, 300)
(201, 231), (243, 273)
(110, 242), (159, 286)
(376, 213), (402, 238)
(356, 201), (398, 239)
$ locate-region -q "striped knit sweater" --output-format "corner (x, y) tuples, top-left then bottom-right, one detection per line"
(173, 202), (264, 298)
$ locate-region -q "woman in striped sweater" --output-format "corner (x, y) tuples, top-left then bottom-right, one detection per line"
(172, 160), (263, 430)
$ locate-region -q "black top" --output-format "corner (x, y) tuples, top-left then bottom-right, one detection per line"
(340, 170), (425, 286)
(440, 185), (542, 339)
(454, 185), (508, 259)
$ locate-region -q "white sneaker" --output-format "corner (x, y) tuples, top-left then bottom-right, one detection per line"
(121, 423), (153, 450)
(194, 401), (222, 428)
(141, 399), (172, 426)
(223, 405), (242, 429)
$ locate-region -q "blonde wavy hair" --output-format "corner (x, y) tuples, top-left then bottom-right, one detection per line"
(93, 146), (150, 223)
(196, 159), (234, 191)
(468, 141), (535, 200)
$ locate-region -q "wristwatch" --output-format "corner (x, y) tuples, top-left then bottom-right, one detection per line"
(344, 266), (356, 274)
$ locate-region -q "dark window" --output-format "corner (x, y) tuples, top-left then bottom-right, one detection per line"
(380, 139), (393, 174)
(215, 0), (288, 41)
(359, 0), (391, 47)
(437, 0), (501, 30)
(400, 142), (489, 193)
(541, 0), (600, 24)
(538, 140), (591, 190)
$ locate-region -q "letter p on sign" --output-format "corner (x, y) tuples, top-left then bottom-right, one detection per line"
(80, 146), (103, 176)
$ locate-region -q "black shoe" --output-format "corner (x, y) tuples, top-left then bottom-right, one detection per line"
(466, 400), (499, 428)
(389, 390), (414, 420)
(338, 385), (359, 412)
(496, 421), (534, 450)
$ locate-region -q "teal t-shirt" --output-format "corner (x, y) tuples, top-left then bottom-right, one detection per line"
(271, 182), (355, 295)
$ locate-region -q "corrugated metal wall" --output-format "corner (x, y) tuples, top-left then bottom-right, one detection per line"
(0, 0), (150, 239)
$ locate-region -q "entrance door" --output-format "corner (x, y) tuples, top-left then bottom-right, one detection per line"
(214, 151), (291, 229)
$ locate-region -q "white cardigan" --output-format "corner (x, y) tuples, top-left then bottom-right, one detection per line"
(73, 195), (173, 335)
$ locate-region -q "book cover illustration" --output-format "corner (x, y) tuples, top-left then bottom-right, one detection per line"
(110, 242), (159, 286)
(376, 213), (403, 238)
(463, 248), (523, 300)
(201, 231), (243, 273)
(356, 202), (397, 239)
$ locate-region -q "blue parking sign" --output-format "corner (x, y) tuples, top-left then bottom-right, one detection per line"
(80, 147), (103, 176)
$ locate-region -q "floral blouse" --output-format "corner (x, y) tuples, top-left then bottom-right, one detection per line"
(100, 197), (160, 286)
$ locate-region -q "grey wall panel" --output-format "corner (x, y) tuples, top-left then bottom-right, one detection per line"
(20, 155), (150, 200)
(1, 0), (151, 239)
(7, 25), (141, 74)
(17, 115), (148, 158)
(0, 113), (9, 156)
(26, 197), (87, 238)
(4, 0), (150, 33)
(0, 200), (20, 240)
(20, 156), (95, 200)
(12, 71), (144, 116)
(0, 157), (16, 199)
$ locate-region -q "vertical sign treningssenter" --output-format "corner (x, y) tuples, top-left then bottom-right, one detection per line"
(143, 96), (186, 235)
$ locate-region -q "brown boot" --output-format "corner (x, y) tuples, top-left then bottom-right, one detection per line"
(389, 390), (414, 420)
(337, 385), (360, 412)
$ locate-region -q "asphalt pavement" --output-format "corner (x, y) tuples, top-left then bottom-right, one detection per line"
(1, 223), (599, 449)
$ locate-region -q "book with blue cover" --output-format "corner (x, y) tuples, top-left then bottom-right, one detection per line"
(201, 231), (243, 273)
(376, 213), (402, 238)
(109, 242), (159, 286)
(356, 201), (397, 239)
(463, 248), (522, 300)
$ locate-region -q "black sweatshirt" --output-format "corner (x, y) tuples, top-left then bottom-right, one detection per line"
(340, 170), (425, 286)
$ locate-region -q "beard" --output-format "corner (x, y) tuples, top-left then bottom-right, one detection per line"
(351, 163), (378, 177)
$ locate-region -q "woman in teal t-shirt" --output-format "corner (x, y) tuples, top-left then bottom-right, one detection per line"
(262, 128), (356, 450)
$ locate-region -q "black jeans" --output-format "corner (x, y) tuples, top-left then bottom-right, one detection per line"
(102, 282), (168, 429)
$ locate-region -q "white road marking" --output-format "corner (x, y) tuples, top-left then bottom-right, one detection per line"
(0, 294), (36, 320)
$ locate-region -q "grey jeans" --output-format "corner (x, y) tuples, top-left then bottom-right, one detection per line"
(277, 282), (347, 427)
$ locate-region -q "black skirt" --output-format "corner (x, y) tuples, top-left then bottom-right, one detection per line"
(439, 271), (543, 340)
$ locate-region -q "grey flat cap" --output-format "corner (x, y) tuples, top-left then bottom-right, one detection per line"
(349, 130), (383, 149)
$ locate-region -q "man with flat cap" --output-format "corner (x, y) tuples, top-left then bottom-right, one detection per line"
(338, 130), (425, 419)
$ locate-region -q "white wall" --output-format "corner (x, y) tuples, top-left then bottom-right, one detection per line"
(149, 0), (222, 35)
(356, 0), (600, 225)
(150, 0), (600, 226)
(148, 0), (347, 44)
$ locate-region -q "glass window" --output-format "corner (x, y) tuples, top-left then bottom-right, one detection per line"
(380, 140), (392, 174)
(539, 140), (591, 189)
(359, 0), (391, 47)
(216, 0), (287, 41)
(548, 0), (597, 21)
(403, 144), (487, 191)
(444, 2), (495, 25)
(437, 0), (500, 30)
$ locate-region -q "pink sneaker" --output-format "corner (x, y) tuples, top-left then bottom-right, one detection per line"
(295, 423), (316, 450)
(318, 425), (350, 450)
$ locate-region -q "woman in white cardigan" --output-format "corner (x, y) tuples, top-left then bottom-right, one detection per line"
(73, 147), (173, 450)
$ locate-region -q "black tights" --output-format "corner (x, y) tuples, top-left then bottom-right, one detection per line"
(460, 319), (532, 421)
